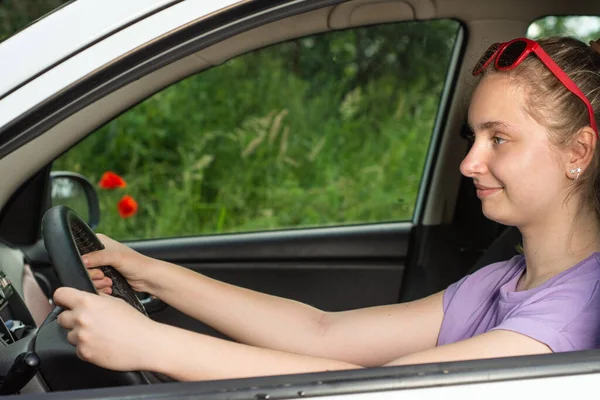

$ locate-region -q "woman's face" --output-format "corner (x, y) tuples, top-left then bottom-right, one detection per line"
(461, 74), (571, 227)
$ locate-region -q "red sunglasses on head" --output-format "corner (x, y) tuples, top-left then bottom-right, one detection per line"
(472, 38), (598, 136)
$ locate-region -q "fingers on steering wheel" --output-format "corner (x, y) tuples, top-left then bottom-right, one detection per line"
(93, 276), (111, 287)
(93, 277), (113, 293)
(85, 267), (113, 294)
(88, 268), (105, 280)
(66, 329), (80, 346)
(57, 310), (75, 330)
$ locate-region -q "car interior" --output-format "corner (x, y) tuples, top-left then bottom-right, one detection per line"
(0, 0), (598, 395)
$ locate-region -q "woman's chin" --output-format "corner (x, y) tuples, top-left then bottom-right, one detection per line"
(481, 205), (518, 226)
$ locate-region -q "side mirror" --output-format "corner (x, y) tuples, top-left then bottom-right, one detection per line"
(49, 172), (100, 229)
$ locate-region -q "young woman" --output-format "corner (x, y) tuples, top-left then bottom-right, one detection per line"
(53, 36), (600, 381)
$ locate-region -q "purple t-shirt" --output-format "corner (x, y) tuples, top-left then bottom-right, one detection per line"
(437, 253), (600, 352)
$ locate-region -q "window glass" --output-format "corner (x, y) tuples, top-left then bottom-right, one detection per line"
(0, 0), (72, 43)
(52, 20), (460, 240)
(528, 16), (600, 42)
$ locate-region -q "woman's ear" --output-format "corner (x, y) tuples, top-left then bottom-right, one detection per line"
(567, 126), (597, 174)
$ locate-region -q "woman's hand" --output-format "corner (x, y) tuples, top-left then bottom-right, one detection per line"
(84, 234), (162, 296)
(53, 287), (165, 371)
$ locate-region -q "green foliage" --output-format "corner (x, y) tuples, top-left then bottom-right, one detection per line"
(0, 0), (70, 42)
(528, 16), (600, 42)
(53, 21), (459, 240)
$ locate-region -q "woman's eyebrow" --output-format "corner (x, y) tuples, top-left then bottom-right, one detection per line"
(469, 120), (514, 132)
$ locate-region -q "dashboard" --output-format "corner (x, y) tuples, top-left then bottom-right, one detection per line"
(0, 270), (20, 343)
(0, 240), (154, 393)
(0, 241), (50, 393)
(0, 241), (51, 339)
(0, 248), (36, 340)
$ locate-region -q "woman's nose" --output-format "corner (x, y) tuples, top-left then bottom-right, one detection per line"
(459, 143), (488, 177)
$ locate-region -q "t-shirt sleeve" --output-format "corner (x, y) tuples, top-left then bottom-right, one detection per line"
(490, 282), (600, 352)
(443, 275), (468, 314)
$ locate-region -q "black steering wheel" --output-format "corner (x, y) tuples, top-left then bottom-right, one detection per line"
(42, 205), (147, 314)
(37, 205), (153, 390)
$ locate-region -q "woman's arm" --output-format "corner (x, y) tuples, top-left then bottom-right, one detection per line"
(153, 326), (551, 381)
(84, 234), (444, 367)
(53, 288), (550, 381)
(385, 329), (551, 366)
(144, 262), (445, 366)
(153, 324), (359, 381)
(54, 287), (358, 379)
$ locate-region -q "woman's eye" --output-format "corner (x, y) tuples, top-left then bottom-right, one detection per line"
(493, 136), (507, 144)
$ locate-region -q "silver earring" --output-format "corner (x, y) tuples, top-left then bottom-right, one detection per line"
(570, 167), (582, 180)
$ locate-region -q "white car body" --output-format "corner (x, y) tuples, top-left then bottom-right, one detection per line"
(0, 0), (243, 129)
(0, 0), (598, 398)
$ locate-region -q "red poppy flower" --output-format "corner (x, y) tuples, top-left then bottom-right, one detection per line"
(117, 195), (138, 218)
(98, 171), (127, 189)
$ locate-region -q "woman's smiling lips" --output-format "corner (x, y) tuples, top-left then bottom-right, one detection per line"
(474, 183), (503, 198)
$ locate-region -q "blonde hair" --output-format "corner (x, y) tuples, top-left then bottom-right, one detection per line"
(480, 37), (600, 218)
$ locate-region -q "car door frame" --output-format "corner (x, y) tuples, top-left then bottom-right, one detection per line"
(17, 350), (600, 399)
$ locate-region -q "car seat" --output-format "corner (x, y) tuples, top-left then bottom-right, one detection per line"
(467, 226), (522, 275)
